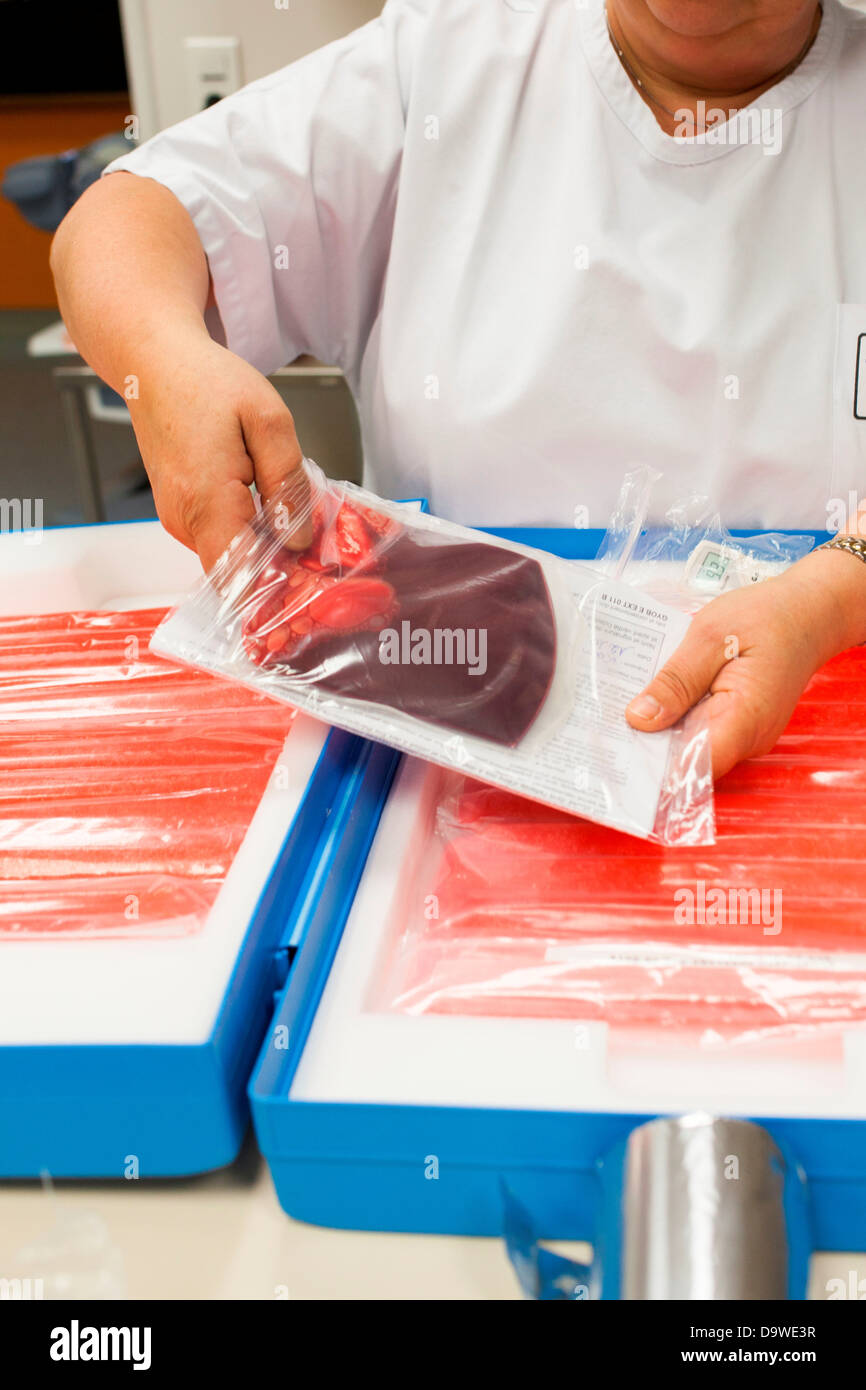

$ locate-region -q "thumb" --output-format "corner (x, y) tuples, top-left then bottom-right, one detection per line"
(625, 623), (723, 731)
(241, 396), (312, 549)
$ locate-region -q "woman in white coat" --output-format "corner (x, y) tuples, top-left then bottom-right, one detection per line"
(51, 0), (866, 776)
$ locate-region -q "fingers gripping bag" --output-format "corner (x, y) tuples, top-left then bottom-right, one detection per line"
(151, 461), (714, 846)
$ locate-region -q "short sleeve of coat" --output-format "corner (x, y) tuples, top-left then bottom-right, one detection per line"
(103, 0), (432, 376)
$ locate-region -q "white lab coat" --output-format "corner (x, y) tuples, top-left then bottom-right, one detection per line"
(106, 0), (866, 530)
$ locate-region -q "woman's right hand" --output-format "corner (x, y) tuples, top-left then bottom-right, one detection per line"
(127, 329), (309, 573)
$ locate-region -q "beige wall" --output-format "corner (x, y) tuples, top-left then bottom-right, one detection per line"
(119, 0), (385, 137)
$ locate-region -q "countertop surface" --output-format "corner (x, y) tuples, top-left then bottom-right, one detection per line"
(0, 1136), (861, 1301)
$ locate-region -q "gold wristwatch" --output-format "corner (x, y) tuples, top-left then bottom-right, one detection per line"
(820, 534), (866, 565)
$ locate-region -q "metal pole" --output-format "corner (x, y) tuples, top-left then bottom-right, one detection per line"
(54, 371), (106, 524)
(621, 1114), (795, 1300)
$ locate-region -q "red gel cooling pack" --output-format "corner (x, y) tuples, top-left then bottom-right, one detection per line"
(382, 647), (866, 1040)
(241, 496), (557, 747)
(0, 609), (295, 938)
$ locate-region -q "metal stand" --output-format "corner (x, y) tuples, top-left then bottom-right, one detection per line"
(54, 366), (106, 524)
(51, 360), (355, 527)
(617, 1115), (807, 1299)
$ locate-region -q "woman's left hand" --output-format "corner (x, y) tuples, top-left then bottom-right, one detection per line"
(625, 548), (866, 779)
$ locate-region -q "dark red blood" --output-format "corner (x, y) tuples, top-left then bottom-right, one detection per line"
(334, 505), (375, 568)
(353, 503), (403, 544)
(298, 554), (330, 573)
(295, 501), (336, 573)
(307, 577), (395, 630)
(243, 500), (558, 747)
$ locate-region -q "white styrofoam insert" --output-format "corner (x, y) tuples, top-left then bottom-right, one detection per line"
(0, 518), (204, 613)
(0, 521), (328, 1045)
(291, 757), (866, 1120)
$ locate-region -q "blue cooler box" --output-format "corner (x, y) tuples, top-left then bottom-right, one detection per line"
(247, 526), (866, 1258)
(0, 519), (379, 1178)
(6, 516), (864, 1264)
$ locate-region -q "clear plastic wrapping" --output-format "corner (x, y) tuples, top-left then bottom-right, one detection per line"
(375, 643), (866, 1043)
(596, 465), (815, 612)
(153, 461), (714, 846)
(0, 608), (296, 938)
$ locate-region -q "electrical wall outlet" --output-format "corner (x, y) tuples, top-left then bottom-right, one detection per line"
(183, 37), (242, 114)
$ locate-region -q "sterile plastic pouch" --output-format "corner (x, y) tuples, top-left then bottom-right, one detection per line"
(152, 461), (715, 845)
